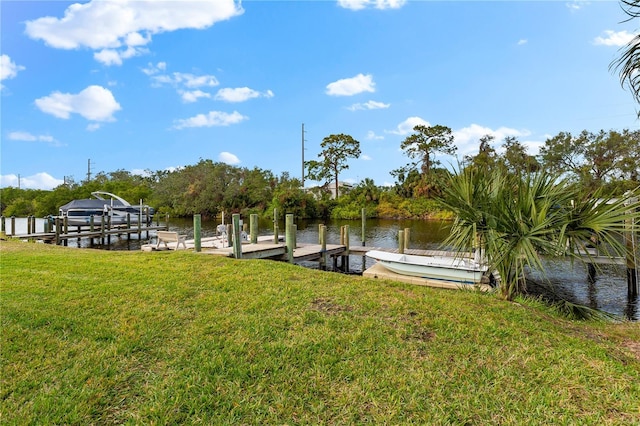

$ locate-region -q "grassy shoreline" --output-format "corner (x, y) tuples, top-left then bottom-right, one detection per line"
(2, 240), (639, 424)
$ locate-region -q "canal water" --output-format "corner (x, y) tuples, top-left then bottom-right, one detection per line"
(6, 216), (638, 320)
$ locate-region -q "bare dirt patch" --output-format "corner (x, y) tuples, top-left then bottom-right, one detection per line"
(310, 297), (353, 314)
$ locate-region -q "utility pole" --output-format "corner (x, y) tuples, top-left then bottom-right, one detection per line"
(301, 123), (306, 188)
(17, 174), (20, 189)
(86, 159), (92, 182)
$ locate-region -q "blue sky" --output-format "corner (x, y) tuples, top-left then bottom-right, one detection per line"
(1, 0), (638, 190)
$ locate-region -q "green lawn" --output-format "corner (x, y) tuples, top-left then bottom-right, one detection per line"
(2, 240), (639, 424)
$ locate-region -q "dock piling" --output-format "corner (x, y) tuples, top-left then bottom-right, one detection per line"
(226, 224), (233, 247)
(398, 229), (405, 254)
(232, 214), (242, 259)
(250, 214), (258, 244)
(55, 217), (60, 245)
(320, 224), (327, 270)
(194, 214), (202, 252)
(625, 200), (638, 297)
(361, 208), (367, 271)
(285, 214), (294, 263)
(273, 208), (279, 244)
(404, 227), (411, 250)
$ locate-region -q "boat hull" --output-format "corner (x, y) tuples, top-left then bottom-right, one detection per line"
(58, 192), (154, 227)
(366, 250), (487, 284)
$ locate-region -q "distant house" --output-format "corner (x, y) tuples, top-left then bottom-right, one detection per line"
(304, 181), (353, 200)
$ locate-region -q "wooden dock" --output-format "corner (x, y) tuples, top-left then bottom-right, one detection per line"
(10, 224), (168, 245)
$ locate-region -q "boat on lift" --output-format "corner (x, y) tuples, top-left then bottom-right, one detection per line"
(58, 191), (154, 226)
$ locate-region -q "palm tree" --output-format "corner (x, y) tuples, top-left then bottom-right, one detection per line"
(438, 167), (640, 300)
(612, 0), (640, 106)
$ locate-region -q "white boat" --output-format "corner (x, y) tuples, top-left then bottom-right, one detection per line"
(58, 192), (154, 226)
(365, 250), (488, 284)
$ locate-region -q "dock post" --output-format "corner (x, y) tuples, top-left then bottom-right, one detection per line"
(320, 224), (327, 270)
(404, 227), (411, 251)
(625, 200), (638, 298)
(0, 216), (4, 236)
(44, 216), (50, 234)
(89, 216), (95, 247)
(285, 214), (294, 263)
(55, 217), (60, 245)
(126, 214), (131, 241)
(107, 216), (112, 246)
(10, 216), (15, 236)
(344, 225), (350, 272)
(194, 214), (202, 252)
(232, 214), (242, 259)
(398, 229), (405, 254)
(587, 263), (597, 283)
(100, 215), (105, 245)
(145, 207), (150, 239)
(339, 225), (345, 271)
(226, 224), (233, 247)
(273, 208), (279, 244)
(63, 217), (68, 246)
(361, 208), (367, 271)
(250, 214), (258, 244)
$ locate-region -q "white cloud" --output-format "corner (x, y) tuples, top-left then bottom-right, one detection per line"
(453, 124), (531, 156)
(366, 130), (384, 140)
(35, 85), (121, 121)
(0, 172), (63, 190)
(131, 169), (152, 177)
(142, 61), (167, 76)
(152, 72), (219, 88)
(347, 100), (390, 111)
(219, 151), (241, 165)
(86, 123), (101, 131)
(338, 0), (406, 11)
(180, 90), (212, 103)
(25, 0), (243, 65)
(386, 116), (430, 135)
(517, 39), (528, 46)
(94, 45), (148, 66)
(173, 110), (247, 129)
(0, 54), (25, 88)
(326, 73), (375, 96)
(594, 30), (637, 47)
(361, 154), (372, 160)
(8, 131), (62, 146)
(214, 87), (274, 102)
(566, 1), (589, 11)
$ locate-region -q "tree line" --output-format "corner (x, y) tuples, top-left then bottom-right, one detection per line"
(1, 127), (638, 221)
